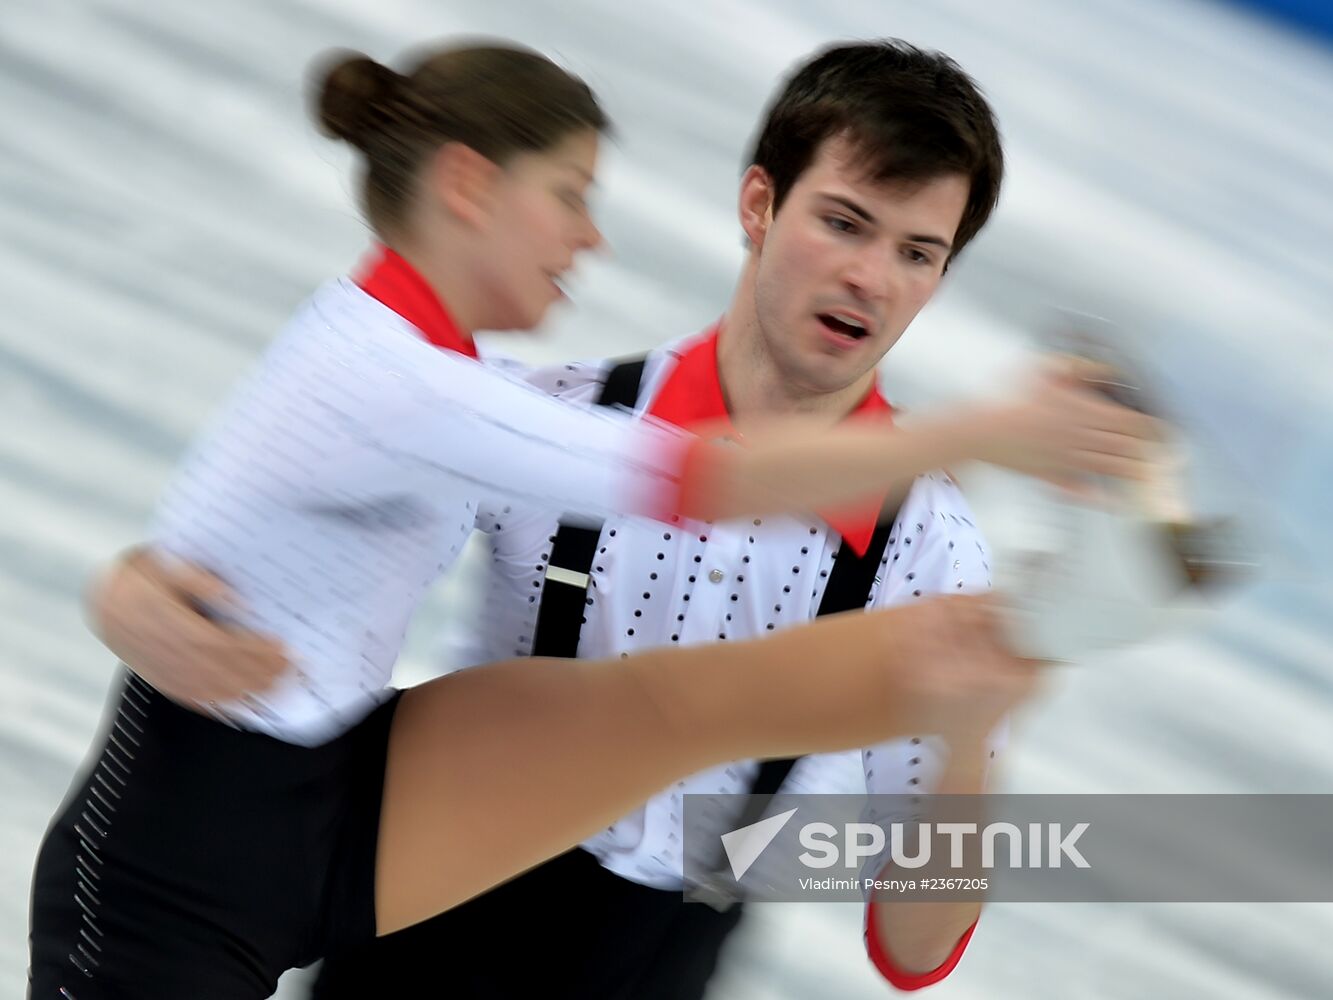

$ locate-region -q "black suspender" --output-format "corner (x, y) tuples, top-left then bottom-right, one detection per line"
(530, 527), (603, 658)
(597, 356), (649, 416)
(741, 514), (899, 802)
(817, 518), (899, 617)
(530, 357), (647, 659)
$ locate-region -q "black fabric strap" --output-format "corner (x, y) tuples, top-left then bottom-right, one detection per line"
(598, 356), (648, 411)
(530, 357), (648, 659)
(817, 517), (899, 617)
(747, 512), (900, 798)
(530, 526), (602, 658)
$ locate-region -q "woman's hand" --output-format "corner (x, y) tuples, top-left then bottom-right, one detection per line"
(967, 358), (1162, 493)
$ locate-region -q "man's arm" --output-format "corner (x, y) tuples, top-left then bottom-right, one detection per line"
(865, 736), (992, 984)
(857, 475), (1034, 988)
(87, 548), (289, 705)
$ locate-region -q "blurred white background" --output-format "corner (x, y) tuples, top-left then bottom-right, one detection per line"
(2, 1), (1330, 997)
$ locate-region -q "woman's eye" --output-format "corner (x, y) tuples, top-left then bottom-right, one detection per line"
(905, 248), (932, 265)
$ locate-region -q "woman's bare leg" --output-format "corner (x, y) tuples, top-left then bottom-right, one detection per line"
(374, 601), (970, 934)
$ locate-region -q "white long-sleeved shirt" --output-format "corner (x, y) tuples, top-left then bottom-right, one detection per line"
(149, 275), (693, 744)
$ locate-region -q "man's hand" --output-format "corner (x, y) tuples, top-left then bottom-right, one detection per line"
(87, 548), (290, 706)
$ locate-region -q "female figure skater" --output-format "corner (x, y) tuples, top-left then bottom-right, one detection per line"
(29, 41), (1152, 999)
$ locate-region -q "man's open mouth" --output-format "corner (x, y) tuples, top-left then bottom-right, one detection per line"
(817, 313), (870, 340)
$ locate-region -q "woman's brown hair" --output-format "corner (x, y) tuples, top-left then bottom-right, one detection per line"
(311, 41), (609, 237)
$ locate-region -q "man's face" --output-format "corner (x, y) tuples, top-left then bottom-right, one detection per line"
(747, 137), (970, 395)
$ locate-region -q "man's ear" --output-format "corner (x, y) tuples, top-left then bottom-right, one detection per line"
(738, 165), (776, 249)
(426, 141), (501, 229)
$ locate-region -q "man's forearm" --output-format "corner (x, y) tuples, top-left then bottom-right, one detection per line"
(868, 738), (992, 976)
(871, 893), (980, 976)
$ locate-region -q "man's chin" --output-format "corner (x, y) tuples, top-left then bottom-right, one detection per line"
(789, 365), (877, 400)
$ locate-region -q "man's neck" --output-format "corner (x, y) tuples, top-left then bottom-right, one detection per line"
(716, 257), (876, 433)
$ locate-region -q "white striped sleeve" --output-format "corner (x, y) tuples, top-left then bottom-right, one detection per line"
(293, 327), (695, 523)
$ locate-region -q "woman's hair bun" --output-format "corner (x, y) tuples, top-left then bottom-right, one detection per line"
(311, 50), (404, 150)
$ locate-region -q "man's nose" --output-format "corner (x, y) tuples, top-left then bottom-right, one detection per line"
(841, 247), (901, 302)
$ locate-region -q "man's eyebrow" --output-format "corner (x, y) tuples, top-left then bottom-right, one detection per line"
(822, 193), (876, 224)
(820, 193), (953, 250)
(906, 231), (952, 250)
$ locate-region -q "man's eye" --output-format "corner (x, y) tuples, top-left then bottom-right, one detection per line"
(825, 216), (857, 234)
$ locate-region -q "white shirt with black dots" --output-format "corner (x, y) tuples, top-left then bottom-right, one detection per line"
(148, 279), (692, 745)
(456, 337), (1002, 891)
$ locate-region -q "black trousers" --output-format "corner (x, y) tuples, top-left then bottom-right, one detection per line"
(29, 671), (398, 1000)
(312, 846), (744, 1000)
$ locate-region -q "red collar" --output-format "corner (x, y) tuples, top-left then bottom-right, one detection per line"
(647, 325), (893, 556)
(352, 244), (478, 359)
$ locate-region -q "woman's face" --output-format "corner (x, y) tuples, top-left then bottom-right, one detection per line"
(472, 129), (603, 331)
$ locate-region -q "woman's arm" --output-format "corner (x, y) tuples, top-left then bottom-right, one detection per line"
(696, 360), (1155, 521)
(298, 333), (1154, 526)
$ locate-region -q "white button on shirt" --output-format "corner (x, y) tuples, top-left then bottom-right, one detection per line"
(457, 335), (999, 890)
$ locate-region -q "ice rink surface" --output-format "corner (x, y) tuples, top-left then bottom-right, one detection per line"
(2, 1), (1330, 996)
